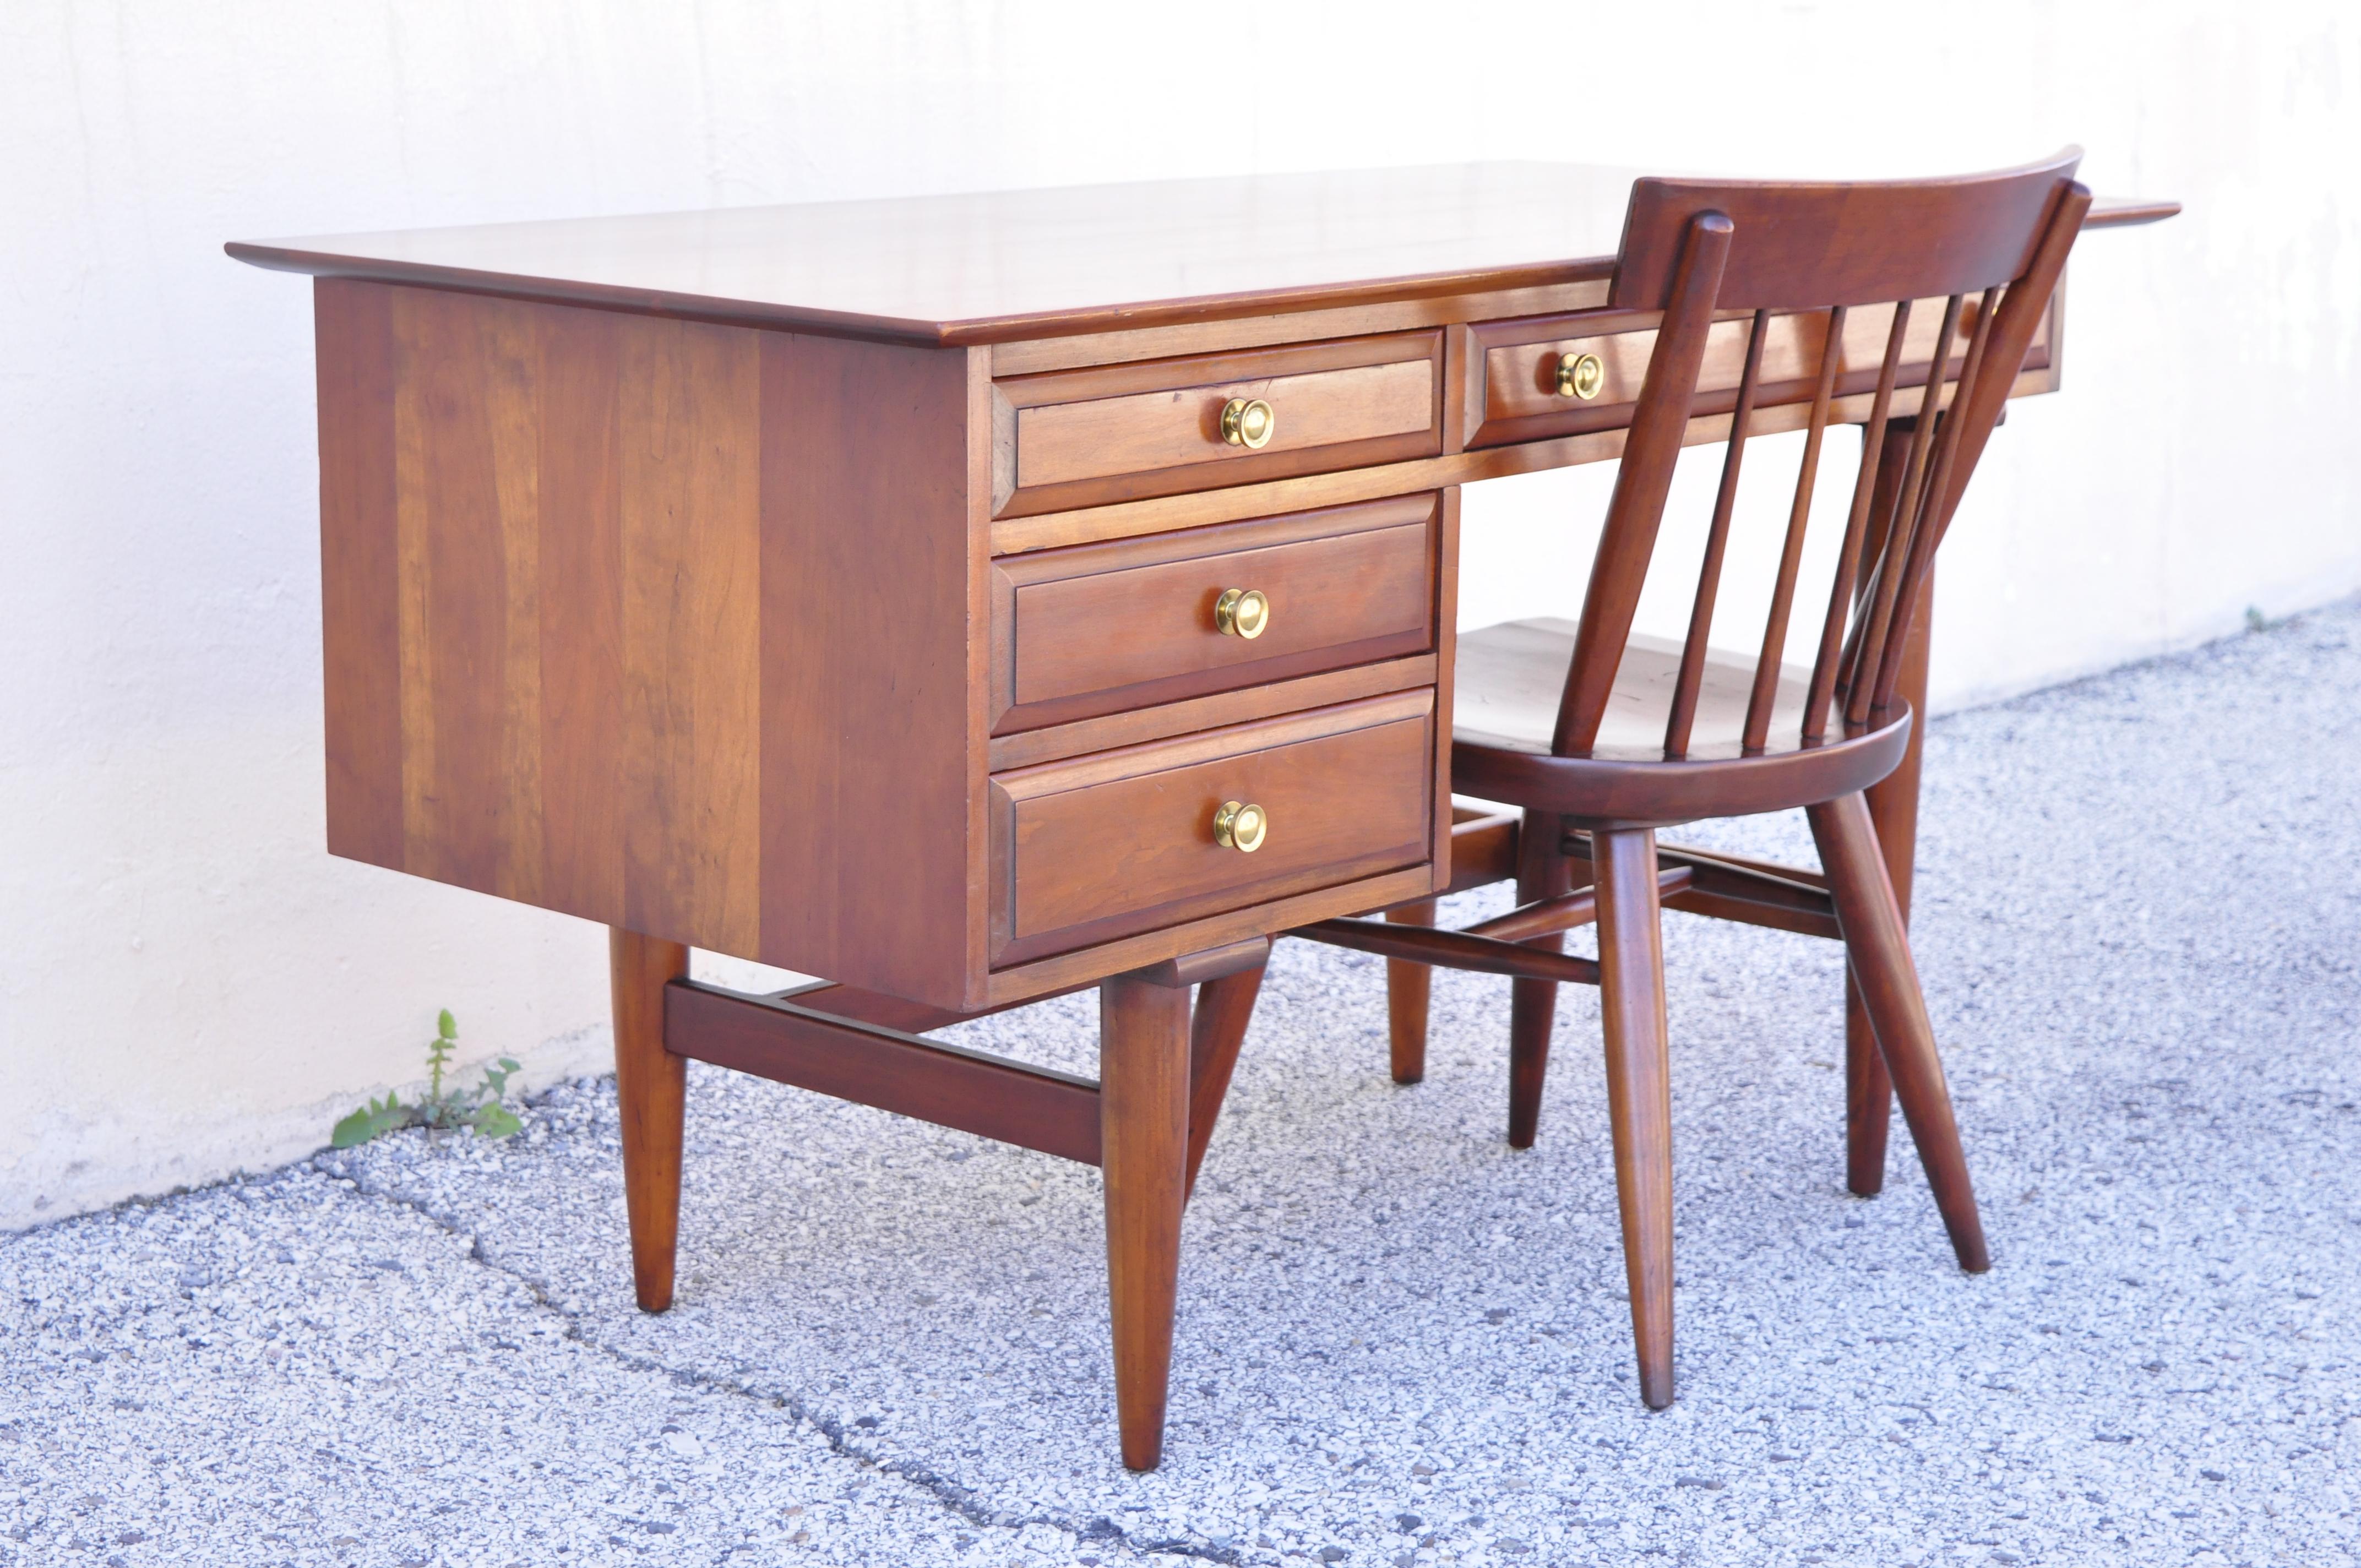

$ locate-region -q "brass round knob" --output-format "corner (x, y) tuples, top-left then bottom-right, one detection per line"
(1212, 800), (1267, 853)
(1220, 397), (1277, 449)
(1555, 351), (1605, 401)
(1214, 587), (1270, 640)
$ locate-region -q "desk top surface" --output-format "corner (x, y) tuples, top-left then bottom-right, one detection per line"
(228, 161), (2174, 349)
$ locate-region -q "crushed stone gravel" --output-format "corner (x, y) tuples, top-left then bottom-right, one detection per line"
(4, 600), (2357, 1567)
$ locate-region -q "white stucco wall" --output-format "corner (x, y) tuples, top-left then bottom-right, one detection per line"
(3, 2), (2354, 1228)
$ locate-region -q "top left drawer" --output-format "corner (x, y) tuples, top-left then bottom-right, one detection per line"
(991, 331), (1444, 518)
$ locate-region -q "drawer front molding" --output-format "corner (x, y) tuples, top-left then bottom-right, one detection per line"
(988, 690), (1435, 966)
(990, 493), (1438, 733)
(1464, 296), (2053, 450)
(993, 331), (1443, 517)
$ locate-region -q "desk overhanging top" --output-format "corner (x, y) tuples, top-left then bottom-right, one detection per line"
(227, 161), (2177, 349)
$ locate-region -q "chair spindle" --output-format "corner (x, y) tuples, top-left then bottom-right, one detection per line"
(1742, 306), (1848, 753)
(1665, 308), (1771, 758)
(1803, 300), (1914, 743)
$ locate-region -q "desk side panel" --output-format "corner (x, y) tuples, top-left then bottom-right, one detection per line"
(757, 334), (974, 1001)
(315, 281), (405, 869)
(311, 282), (972, 1000)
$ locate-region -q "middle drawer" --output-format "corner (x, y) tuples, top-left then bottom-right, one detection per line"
(989, 493), (1439, 733)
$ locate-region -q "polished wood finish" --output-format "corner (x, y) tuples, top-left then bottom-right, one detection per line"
(1506, 809), (1577, 1150)
(1845, 420), (1932, 1194)
(611, 929), (689, 1314)
(1318, 157), (2099, 1409)
(986, 654), (1438, 771)
(235, 163), (2172, 347)
(987, 360), (2061, 557)
(1296, 916), (1603, 987)
(1611, 150), (2083, 311)
(1384, 899), (1438, 1085)
(989, 692), (1434, 966)
(995, 333), (1443, 516)
(665, 980), (1105, 1165)
(251, 159), (2168, 1468)
(1099, 972), (1193, 1471)
(1465, 292), (2047, 451)
(991, 495), (1437, 732)
(309, 280), (979, 1005)
(1593, 829), (1676, 1407)
(1808, 795), (1988, 1270)
(1185, 966), (1265, 1195)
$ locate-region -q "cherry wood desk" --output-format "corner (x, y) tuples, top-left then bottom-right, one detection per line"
(230, 162), (2173, 1468)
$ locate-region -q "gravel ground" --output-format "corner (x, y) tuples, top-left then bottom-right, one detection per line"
(6, 600), (2358, 1567)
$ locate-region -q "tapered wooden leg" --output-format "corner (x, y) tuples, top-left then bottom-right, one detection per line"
(1593, 828), (1675, 1408)
(1184, 963), (1265, 1199)
(1810, 792), (1989, 1273)
(1384, 899), (1438, 1085)
(1100, 971), (1192, 1471)
(611, 928), (689, 1313)
(1845, 426), (1930, 1196)
(1508, 811), (1575, 1149)
(1847, 585), (1928, 1195)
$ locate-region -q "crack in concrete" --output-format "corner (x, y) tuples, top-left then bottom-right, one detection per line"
(317, 1146), (1240, 1567)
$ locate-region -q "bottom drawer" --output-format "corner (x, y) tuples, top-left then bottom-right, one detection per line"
(988, 689), (1435, 966)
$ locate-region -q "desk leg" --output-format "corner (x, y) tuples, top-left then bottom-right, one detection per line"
(1100, 970), (1192, 1471)
(1384, 899), (1439, 1085)
(1185, 964), (1265, 1200)
(612, 928), (689, 1311)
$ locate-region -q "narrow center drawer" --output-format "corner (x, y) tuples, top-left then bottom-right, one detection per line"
(991, 332), (1443, 517)
(990, 494), (1438, 733)
(988, 690), (1434, 966)
(1461, 296), (2041, 450)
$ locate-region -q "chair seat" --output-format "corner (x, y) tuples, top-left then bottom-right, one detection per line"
(1449, 618), (1910, 824)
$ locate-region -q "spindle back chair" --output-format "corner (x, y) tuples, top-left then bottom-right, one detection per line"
(1293, 152), (2093, 1408)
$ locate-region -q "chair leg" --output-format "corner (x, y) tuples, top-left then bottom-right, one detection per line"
(611, 928), (689, 1314)
(1100, 971), (1193, 1471)
(1848, 601), (1929, 1194)
(1508, 811), (1575, 1149)
(1593, 827), (1676, 1408)
(1384, 899), (1438, 1085)
(1185, 963), (1264, 1199)
(1808, 792), (1989, 1273)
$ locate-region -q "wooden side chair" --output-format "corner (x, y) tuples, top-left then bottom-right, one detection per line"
(1291, 153), (2093, 1407)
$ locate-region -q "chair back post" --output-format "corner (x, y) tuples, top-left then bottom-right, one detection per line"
(1551, 211), (1731, 757)
(1544, 151), (2092, 763)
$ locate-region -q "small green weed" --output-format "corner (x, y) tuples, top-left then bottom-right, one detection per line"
(332, 1009), (524, 1148)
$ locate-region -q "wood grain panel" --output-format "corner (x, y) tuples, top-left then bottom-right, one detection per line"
(757, 333), (974, 1001)
(989, 692), (1434, 966)
(988, 280), (1610, 377)
(993, 333), (1443, 517)
(986, 655), (1437, 771)
(1018, 360), (1433, 489)
(313, 280), (403, 867)
(992, 494), (1436, 731)
(535, 308), (627, 916)
(391, 287), (546, 901)
(983, 863), (1437, 1008)
(233, 164), (2172, 347)
(618, 317), (763, 956)
(318, 283), (978, 1004)
(988, 360), (2058, 556)
(1466, 295), (2052, 449)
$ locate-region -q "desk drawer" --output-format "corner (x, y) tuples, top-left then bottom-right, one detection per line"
(989, 690), (1434, 966)
(1463, 298), (2042, 450)
(991, 494), (1438, 732)
(992, 332), (1443, 517)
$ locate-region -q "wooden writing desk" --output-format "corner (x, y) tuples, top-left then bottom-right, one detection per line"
(230, 162), (2173, 1468)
